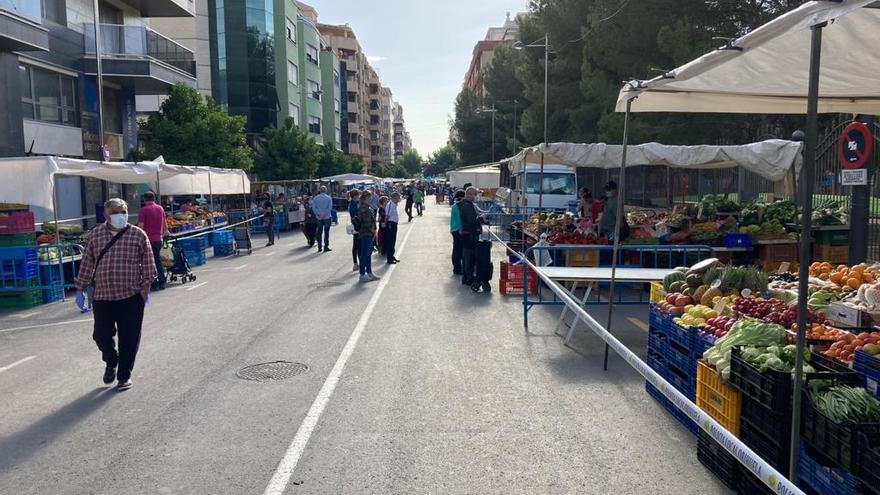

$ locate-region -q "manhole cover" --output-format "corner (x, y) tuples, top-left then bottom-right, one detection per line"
(237, 361), (309, 382)
(309, 281), (344, 288)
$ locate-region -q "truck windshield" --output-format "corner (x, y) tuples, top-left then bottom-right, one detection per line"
(525, 173), (576, 195)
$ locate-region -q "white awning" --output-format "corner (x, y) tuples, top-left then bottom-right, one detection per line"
(616, 0), (880, 114)
(319, 173), (382, 184)
(158, 167), (250, 196)
(507, 140), (803, 182)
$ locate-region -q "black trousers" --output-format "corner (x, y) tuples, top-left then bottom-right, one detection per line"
(451, 231), (462, 273)
(93, 294), (146, 382)
(405, 202), (413, 220)
(351, 234), (359, 264)
(385, 222), (398, 261)
(150, 241), (165, 288)
(461, 233), (476, 285)
(265, 217), (275, 244)
(415, 202), (423, 216)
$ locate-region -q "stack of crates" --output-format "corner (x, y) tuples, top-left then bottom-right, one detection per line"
(694, 360), (742, 490)
(498, 261), (537, 295)
(0, 207), (41, 309)
(212, 230), (234, 257)
(176, 235), (208, 266)
(645, 305), (698, 434)
(812, 229), (849, 264)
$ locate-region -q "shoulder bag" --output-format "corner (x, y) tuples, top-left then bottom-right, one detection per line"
(85, 226), (130, 305)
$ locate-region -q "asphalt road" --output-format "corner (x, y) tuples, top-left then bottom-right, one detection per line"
(0, 204), (730, 494)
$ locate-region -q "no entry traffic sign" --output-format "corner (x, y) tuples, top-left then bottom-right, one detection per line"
(837, 121), (873, 169)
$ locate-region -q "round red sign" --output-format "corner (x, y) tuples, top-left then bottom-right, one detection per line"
(837, 121), (874, 170)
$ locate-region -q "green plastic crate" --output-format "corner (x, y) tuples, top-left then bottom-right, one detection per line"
(0, 233), (37, 247)
(0, 289), (43, 309)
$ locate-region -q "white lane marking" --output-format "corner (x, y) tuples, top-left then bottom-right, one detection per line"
(12, 311), (42, 319)
(232, 264), (249, 271)
(0, 318), (92, 334)
(186, 281), (209, 291)
(263, 251), (277, 257)
(0, 356), (36, 373)
(628, 317), (649, 332)
(263, 220), (416, 495)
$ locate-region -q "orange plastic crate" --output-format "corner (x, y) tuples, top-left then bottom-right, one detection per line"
(696, 360), (742, 436)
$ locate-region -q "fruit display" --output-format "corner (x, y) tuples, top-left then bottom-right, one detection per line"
(738, 220), (796, 241)
(673, 304), (719, 328)
(701, 315), (739, 340)
(810, 262), (880, 289)
(732, 296), (827, 328)
(822, 331), (880, 364)
(165, 207), (227, 233)
(546, 230), (606, 245)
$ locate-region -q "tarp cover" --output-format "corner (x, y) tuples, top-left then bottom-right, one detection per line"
(616, 0), (880, 114)
(159, 167), (250, 196)
(319, 173), (382, 183)
(507, 140), (803, 182)
(447, 166), (501, 189)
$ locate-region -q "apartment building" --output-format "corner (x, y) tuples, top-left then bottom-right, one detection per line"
(392, 101), (411, 160)
(0, 0), (196, 161)
(379, 86), (393, 164)
(463, 12), (518, 99)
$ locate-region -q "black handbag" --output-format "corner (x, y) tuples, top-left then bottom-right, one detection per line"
(85, 226), (130, 304)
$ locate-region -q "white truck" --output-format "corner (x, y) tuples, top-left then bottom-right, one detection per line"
(507, 162), (578, 211)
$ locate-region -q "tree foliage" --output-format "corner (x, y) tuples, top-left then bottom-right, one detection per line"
(397, 149), (424, 176)
(138, 84), (253, 169)
(253, 118), (320, 180)
(423, 145), (457, 178)
(317, 143), (363, 178)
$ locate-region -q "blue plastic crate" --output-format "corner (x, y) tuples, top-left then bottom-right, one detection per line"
(798, 443), (861, 495)
(648, 328), (666, 355)
(183, 249), (206, 266)
(666, 320), (694, 350)
(0, 247), (38, 281)
(646, 381), (698, 435)
(39, 264), (65, 303)
(211, 230), (234, 245)
(647, 350), (665, 374)
(693, 333), (714, 359)
(853, 350), (880, 400)
(649, 305), (665, 330)
(177, 236), (208, 251)
(666, 360), (696, 401)
(665, 339), (696, 378)
(213, 243), (234, 257)
(723, 233), (752, 248)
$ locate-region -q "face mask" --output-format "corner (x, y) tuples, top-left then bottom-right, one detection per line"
(109, 213), (128, 229)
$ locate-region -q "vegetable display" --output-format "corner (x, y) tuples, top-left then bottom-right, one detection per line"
(809, 385), (880, 423)
(739, 344), (814, 374)
(703, 319), (788, 379)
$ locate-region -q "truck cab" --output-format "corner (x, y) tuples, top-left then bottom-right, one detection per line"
(508, 164), (578, 211)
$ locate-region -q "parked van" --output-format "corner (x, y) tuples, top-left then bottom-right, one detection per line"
(508, 163), (578, 211)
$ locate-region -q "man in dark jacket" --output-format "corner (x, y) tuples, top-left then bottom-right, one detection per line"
(458, 187), (483, 289)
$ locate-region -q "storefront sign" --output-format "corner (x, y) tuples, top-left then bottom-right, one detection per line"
(841, 168), (868, 186)
(837, 121), (873, 169)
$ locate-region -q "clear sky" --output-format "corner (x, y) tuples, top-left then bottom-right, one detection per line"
(310, 0), (530, 158)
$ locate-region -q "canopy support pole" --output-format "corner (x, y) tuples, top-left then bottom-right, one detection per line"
(51, 174), (65, 301)
(603, 96), (633, 371)
(790, 21), (824, 481)
(208, 171), (214, 227)
(538, 151), (545, 233)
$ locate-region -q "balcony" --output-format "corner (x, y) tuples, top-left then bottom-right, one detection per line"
(346, 101), (359, 113)
(83, 24), (196, 94)
(113, 0), (194, 18)
(0, 1), (49, 52)
(348, 122), (359, 134)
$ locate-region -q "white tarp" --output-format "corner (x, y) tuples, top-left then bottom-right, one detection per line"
(616, 0), (880, 114)
(447, 166), (501, 189)
(319, 173), (381, 184)
(158, 167), (250, 196)
(506, 140), (803, 182)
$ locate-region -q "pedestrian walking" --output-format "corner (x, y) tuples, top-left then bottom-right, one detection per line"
(262, 193), (275, 246)
(449, 189), (466, 275)
(459, 187), (490, 292)
(384, 192), (401, 264)
(404, 186), (414, 222)
(75, 198), (157, 392)
(302, 194), (318, 247)
(377, 196), (389, 256)
(347, 189), (360, 272)
(414, 188), (425, 216)
(137, 191), (169, 291)
(311, 186), (333, 252)
(356, 191), (380, 282)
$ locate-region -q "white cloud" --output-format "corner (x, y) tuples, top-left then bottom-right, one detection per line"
(366, 55), (387, 63)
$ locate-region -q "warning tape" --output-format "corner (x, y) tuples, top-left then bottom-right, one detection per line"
(488, 230), (804, 495)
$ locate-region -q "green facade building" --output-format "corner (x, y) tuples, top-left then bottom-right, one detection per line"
(320, 49), (341, 150)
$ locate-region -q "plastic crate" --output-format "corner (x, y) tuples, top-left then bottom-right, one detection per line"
(801, 377), (880, 471)
(854, 350), (880, 400)
(176, 236), (208, 251)
(697, 429), (740, 490)
(696, 360), (741, 436)
(647, 328), (666, 355)
(211, 230), (234, 246)
(666, 320), (694, 350)
(814, 230), (850, 246)
(645, 381), (698, 435)
(499, 278), (537, 295)
(855, 432), (880, 495)
(723, 233), (751, 248)
(213, 243), (234, 257)
(565, 249), (599, 267)
(665, 338), (695, 378)
(666, 361), (696, 400)
(693, 333), (714, 358)
(649, 281), (664, 304)
(39, 264), (65, 303)
(0, 247), (39, 281)
(738, 466), (777, 495)
(0, 232), (37, 247)
(648, 304), (668, 332)
(798, 442), (861, 495)
(183, 249), (206, 267)
(740, 397), (792, 471)
(647, 350), (665, 374)
(0, 211), (35, 234)
(0, 289), (43, 309)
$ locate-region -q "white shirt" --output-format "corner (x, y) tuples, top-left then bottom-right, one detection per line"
(385, 201), (399, 223)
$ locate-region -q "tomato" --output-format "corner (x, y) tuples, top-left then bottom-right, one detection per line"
(840, 350), (852, 361)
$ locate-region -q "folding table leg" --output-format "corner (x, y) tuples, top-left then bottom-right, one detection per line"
(554, 281), (581, 336)
(564, 282), (594, 344)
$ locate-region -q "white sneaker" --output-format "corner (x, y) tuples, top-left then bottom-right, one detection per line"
(352, 263), (359, 272)
(359, 274), (370, 283)
(368, 273), (381, 281)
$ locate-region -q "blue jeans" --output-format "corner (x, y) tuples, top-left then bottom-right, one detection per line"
(358, 235), (373, 275)
(317, 219), (332, 248)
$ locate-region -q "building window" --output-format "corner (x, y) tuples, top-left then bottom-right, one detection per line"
(334, 99), (340, 114)
(308, 116), (321, 135)
(306, 44), (319, 65)
(41, 0), (67, 24)
(289, 103), (300, 126)
(334, 71), (339, 86)
(19, 64), (78, 127)
(287, 61), (298, 85)
(336, 128), (341, 145)
(286, 17), (296, 41)
(308, 80), (320, 100)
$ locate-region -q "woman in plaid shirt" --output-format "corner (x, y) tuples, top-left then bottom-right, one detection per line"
(75, 198), (157, 391)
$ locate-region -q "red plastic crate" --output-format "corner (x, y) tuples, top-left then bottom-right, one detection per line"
(500, 260), (535, 281)
(500, 278), (537, 295)
(0, 211), (35, 234)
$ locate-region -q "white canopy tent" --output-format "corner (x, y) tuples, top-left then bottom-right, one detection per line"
(507, 140), (803, 182)
(158, 166), (250, 196)
(447, 166), (501, 189)
(319, 173), (382, 184)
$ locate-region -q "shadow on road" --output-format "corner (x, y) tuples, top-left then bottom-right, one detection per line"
(0, 387), (115, 473)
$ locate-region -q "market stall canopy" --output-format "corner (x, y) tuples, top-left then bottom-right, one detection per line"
(446, 166), (502, 189)
(158, 167), (250, 196)
(506, 140), (803, 182)
(615, 0), (880, 114)
(319, 173), (382, 184)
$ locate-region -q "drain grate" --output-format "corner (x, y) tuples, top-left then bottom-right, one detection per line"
(237, 361), (309, 382)
(309, 281), (344, 288)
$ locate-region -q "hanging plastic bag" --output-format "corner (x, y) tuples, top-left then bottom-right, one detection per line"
(532, 233), (553, 267)
(160, 241), (175, 268)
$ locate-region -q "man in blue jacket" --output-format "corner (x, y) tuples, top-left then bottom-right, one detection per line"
(311, 186), (334, 252)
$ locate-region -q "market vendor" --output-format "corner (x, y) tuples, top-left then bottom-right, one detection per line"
(275, 193), (286, 206)
(598, 181), (628, 241)
(180, 198), (196, 213)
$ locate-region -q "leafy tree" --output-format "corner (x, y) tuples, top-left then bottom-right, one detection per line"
(316, 144), (355, 178)
(253, 118), (320, 180)
(423, 145), (457, 178)
(396, 149), (423, 176)
(138, 84), (252, 169)
(450, 88), (492, 165)
(483, 44), (530, 156)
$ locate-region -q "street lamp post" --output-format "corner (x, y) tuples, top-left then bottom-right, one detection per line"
(514, 34), (549, 229)
(475, 104), (497, 163)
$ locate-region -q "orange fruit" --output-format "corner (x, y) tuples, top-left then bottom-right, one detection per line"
(818, 273), (830, 280)
(847, 278), (861, 289)
(830, 272), (845, 284)
(837, 264), (849, 271)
